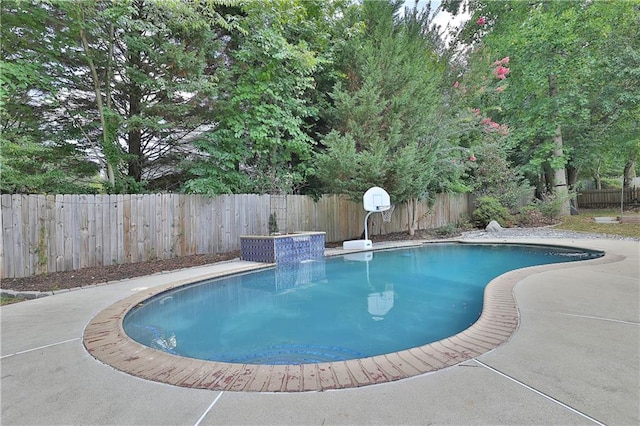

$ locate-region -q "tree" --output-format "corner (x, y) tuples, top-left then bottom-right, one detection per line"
(446, 0), (640, 213)
(447, 49), (532, 212)
(1, 1), (100, 193)
(185, 0), (334, 195)
(1, 0), (241, 193)
(315, 0), (458, 235)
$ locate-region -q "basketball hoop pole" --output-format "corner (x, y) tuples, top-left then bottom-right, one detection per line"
(363, 211), (375, 241)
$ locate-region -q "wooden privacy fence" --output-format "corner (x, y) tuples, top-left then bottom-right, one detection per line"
(577, 188), (640, 208)
(0, 193), (470, 279)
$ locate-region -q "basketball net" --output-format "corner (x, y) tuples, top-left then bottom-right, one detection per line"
(381, 205), (395, 222)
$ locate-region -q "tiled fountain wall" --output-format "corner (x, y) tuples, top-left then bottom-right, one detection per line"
(240, 232), (325, 264)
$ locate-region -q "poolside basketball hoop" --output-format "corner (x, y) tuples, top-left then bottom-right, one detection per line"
(343, 187), (391, 251)
(381, 204), (395, 223)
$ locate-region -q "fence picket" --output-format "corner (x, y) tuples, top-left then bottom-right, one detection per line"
(2, 195), (14, 278)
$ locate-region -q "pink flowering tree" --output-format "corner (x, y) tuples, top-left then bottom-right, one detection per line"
(449, 52), (532, 211)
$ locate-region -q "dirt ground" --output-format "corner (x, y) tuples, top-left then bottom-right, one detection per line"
(2, 229), (457, 293)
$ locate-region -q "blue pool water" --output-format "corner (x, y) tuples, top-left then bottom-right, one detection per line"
(124, 243), (602, 364)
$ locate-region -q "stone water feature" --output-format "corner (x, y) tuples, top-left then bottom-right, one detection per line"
(240, 232), (325, 264)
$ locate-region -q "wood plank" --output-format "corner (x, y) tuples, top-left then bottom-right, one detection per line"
(104, 195), (115, 266)
(259, 194), (270, 236)
(211, 196), (220, 253)
(236, 194), (245, 240)
(94, 195), (103, 266)
(170, 194), (184, 257)
(140, 195), (156, 260)
(129, 195), (138, 263)
(78, 194), (90, 269)
(12, 195), (26, 277)
(123, 194), (132, 263)
(155, 194), (164, 260)
(1, 194), (14, 278)
(186, 194), (195, 255)
(35, 195), (48, 275)
(44, 195), (56, 274)
(132, 195), (141, 263)
(620, 216), (640, 224)
(62, 194), (73, 271)
(162, 194), (172, 259)
(197, 196), (210, 254)
(70, 194), (80, 270)
(27, 195), (38, 276)
(116, 194), (124, 264)
(222, 194), (232, 252)
(55, 195), (65, 272)
(137, 194), (146, 261)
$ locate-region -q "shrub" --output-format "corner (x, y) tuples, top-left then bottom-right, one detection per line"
(517, 205), (546, 226)
(268, 212), (279, 234)
(455, 214), (474, 231)
(433, 223), (458, 237)
(533, 195), (566, 221)
(472, 196), (510, 228)
(467, 142), (533, 212)
(600, 177), (622, 189)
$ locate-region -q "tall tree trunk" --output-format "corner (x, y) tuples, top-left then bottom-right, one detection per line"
(566, 163), (579, 214)
(407, 198), (416, 236)
(551, 124), (570, 215)
(80, 26), (116, 186)
(128, 1), (144, 182)
(566, 164), (579, 189)
(594, 161), (602, 190)
(548, 74), (570, 215)
(542, 163), (554, 195)
(623, 160), (635, 189)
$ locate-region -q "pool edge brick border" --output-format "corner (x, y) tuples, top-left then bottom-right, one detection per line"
(83, 248), (622, 392)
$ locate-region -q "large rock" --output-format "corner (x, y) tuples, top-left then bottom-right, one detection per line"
(485, 220), (503, 232)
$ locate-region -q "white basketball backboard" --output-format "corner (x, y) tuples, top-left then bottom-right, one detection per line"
(363, 186), (391, 212)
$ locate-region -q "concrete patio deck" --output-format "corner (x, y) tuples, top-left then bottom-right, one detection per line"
(1, 237), (638, 425)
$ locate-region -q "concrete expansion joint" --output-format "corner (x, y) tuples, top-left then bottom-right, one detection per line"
(473, 359), (606, 426)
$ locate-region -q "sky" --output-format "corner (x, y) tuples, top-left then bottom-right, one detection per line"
(410, 0), (470, 30)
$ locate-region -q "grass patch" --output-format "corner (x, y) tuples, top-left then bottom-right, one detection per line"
(555, 208), (640, 238)
(1, 295), (28, 306)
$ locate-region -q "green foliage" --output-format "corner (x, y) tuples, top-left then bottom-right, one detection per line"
(0, 137), (99, 194)
(2, 0), (242, 193)
(187, 0), (326, 195)
(516, 196), (569, 226)
(268, 212), (279, 235)
(531, 193), (570, 221)
(472, 196), (510, 227)
(599, 178), (623, 190)
(315, 0), (457, 207)
(450, 0), (640, 201)
(432, 223), (459, 237)
(1, 295), (28, 306)
(516, 205), (546, 227)
(467, 142), (532, 211)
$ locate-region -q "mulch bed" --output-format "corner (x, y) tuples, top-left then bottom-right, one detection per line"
(2, 229), (461, 293)
(2, 251), (240, 293)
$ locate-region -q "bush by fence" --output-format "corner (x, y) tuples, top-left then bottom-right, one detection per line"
(0, 193), (470, 279)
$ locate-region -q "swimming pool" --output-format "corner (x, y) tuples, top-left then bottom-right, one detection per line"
(122, 243), (603, 365)
(84, 241), (610, 391)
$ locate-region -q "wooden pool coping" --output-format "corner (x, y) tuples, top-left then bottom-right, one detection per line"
(83, 242), (616, 392)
